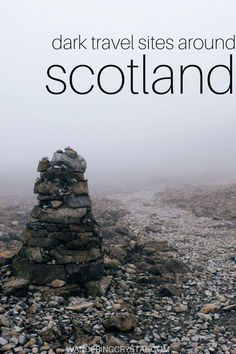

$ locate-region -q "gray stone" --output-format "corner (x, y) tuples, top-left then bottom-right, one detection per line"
(18, 335), (26, 345)
(103, 313), (138, 332)
(65, 260), (104, 282)
(70, 181), (88, 195)
(64, 195), (91, 208)
(85, 276), (113, 296)
(0, 343), (16, 351)
(145, 224), (162, 233)
(31, 206), (88, 224)
(41, 168), (85, 181)
(0, 315), (10, 327)
(159, 284), (181, 297)
(3, 277), (29, 296)
(51, 151), (86, 172)
(50, 247), (102, 264)
(110, 245), (127, 262)
(64, 146), (78, 158)
(114, 225), (129, 235)
(24, 247), (49, 263)
(12, 257), (66, 285)
(197, 312), (212, 321)
(65, 234), (100, 250)
(34, 180), (60, 195)
(27, 238), (59, 248)
(37, 158), (50, 172)
(222, 304), (236, 311)
(48, 231), (76, 241)
(0, 337), (8, 346)
(22, 228), (48, 241)
(169, 342), (181, 351)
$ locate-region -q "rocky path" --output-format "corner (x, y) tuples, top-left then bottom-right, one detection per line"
(108, 189), (236, 352)
(0, 187), (235, 353)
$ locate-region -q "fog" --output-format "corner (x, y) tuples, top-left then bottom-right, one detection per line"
(0, 1), (236, 195)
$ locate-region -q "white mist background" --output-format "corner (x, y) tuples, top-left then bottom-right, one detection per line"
(0, 0), (236, 193)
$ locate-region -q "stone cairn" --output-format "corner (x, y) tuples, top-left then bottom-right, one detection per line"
(13, 147), (103, 286)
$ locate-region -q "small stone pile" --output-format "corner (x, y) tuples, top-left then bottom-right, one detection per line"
(13, 147), (103, 286)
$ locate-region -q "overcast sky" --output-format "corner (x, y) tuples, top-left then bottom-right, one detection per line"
(0, 1), (236, 192)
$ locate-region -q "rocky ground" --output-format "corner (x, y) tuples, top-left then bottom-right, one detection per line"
(0, 184), (235, 353)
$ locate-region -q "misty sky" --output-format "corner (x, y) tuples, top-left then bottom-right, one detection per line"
(0, 1), (236, 192)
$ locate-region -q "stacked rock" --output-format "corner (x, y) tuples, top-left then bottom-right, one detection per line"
(13, 147), (103, 286)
